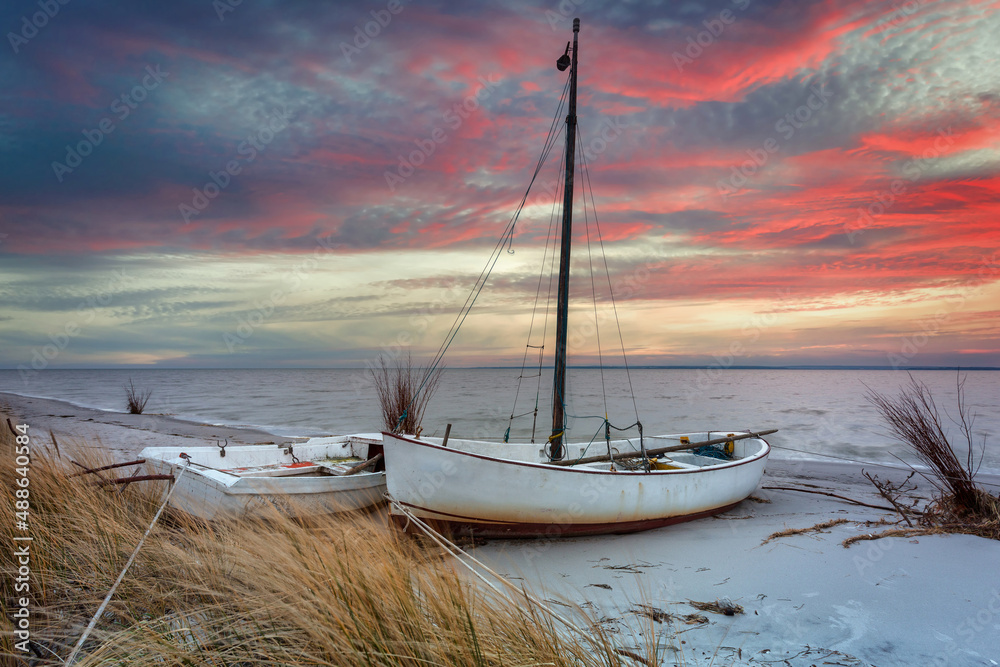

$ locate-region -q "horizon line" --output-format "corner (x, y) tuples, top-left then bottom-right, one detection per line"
(2, 365), (998, 372)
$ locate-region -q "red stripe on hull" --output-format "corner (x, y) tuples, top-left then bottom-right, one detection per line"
(390, 500), (743, 539)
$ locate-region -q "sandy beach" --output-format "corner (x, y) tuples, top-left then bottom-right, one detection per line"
(3, 391), (998, 666)
(472, 459), (1000, 666)
(0, 391), (303, 460)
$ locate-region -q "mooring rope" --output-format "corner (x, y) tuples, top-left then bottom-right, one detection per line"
(387, 496), (593, 640)
(768, 444), (1000, 489)
(64, 459), (189, 666)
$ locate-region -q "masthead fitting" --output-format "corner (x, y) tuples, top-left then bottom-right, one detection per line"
(556, 41), (571, 71)
(573, 18), (580, 31)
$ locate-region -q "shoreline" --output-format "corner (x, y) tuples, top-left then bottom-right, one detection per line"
(3, 391), (999, 665)
(0, 391), (303, 460)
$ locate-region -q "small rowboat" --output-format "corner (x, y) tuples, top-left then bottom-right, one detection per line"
(140, 434), (386, 521)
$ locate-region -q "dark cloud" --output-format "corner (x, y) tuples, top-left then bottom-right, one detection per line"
(0, 0), (997, 368)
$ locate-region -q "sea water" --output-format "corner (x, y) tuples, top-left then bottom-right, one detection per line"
(1, 367), (998, 472)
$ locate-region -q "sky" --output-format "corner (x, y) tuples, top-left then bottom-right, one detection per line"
(1, 0), (998, 373)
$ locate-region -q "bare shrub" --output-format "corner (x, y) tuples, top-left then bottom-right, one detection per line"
(370, 352), (443, 435)
(123, 379), (153, 415)
(864, 374), (999, 540)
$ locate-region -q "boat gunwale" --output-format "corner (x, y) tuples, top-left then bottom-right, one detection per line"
(141, 435), (385, 488)
(382, 431), (771, 475)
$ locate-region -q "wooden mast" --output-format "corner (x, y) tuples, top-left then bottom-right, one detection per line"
(550, 18), (579, 460)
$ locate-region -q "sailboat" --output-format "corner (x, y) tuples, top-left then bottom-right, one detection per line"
(381, 19), (772, 538)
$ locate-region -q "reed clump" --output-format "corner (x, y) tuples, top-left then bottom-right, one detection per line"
(370, 352), (443, 435)
(864, 375), (1000, 542)
(123, 378), (152, 414)
(0, 414), (635, 666)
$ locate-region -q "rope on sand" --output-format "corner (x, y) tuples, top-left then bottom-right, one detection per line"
(64, 460), (188, 666)
(761, 485), (898, 512)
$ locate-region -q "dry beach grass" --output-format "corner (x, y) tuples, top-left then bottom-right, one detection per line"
(0, 413), (646, 667)
(860, 375), (1000, 544)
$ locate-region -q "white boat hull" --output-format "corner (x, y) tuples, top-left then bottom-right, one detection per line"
(382, 432), (770, 538)
(140, 434), (386, 521)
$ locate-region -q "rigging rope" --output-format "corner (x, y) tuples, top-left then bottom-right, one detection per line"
(578, 129), (609, 424)
(505, 115), (646, 446)
(402, 73), (573, 432)
(578, 125), (642, 427)
(507, 143), (566, 443)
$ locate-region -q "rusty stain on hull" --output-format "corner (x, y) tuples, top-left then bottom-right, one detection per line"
(390, 500), (744, 539)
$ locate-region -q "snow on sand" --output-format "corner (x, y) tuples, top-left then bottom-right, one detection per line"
(3, 391), (999, 665)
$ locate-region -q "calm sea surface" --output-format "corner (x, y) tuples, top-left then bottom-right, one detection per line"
(1, 368), (998, 472)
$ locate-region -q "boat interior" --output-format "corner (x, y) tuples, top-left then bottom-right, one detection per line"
(414, 431), (768, 469)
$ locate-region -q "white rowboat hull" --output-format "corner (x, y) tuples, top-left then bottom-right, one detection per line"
(382, 431), (770, 538)
(140, 434), (386, 522)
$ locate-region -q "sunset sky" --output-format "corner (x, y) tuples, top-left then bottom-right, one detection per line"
(1, 0), (998, 371)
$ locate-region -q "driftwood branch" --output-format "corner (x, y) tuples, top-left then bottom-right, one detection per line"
(342, 453), (383, 476)
(861, 469), (919, 527)
(69, 459), (147, 477)
(761, 485), (901, 513)
(91, 474), (173, 487)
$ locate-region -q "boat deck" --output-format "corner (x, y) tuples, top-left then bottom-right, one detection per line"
(220, 458), (364, 478)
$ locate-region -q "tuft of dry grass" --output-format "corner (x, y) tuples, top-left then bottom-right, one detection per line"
(1, 411), (643, 667)
(762, 518), (850, 545)
(842, 527), (946, 547)
(123, 379), (152, 415)
(370, 352), (443, 435)
(687, 598), (743, 616)
(864, 375), (1000, 542)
